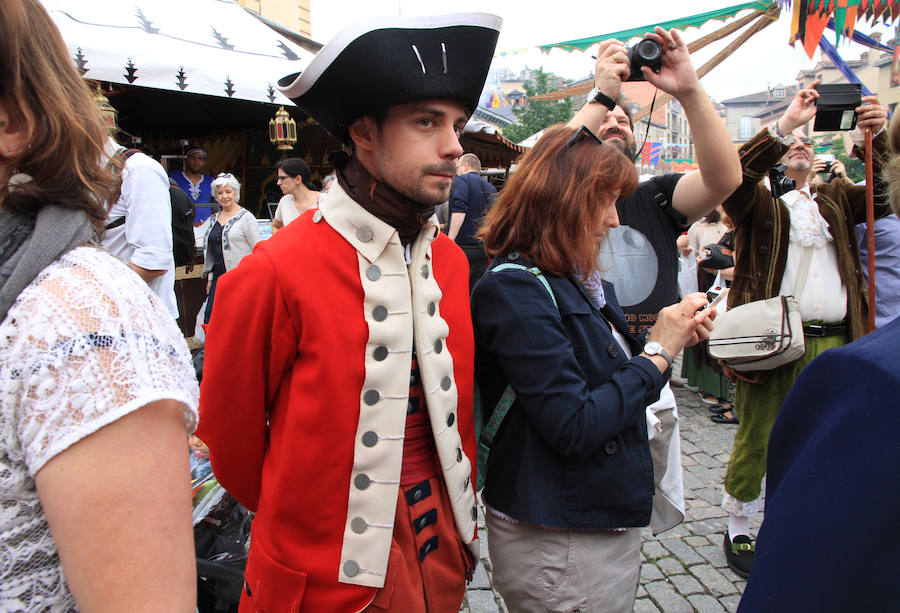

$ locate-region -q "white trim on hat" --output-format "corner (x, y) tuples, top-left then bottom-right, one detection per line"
(277, 12), (502, 99)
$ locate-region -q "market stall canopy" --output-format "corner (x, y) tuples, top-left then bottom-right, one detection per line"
(41, 0), (315, 105)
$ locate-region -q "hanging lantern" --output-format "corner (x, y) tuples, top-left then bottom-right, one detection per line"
(93, 87), (118, 135)
(268, 106), (298, 150)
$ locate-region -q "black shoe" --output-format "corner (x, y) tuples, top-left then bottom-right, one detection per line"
(724, 532), (754, 578)
(711, 412), (739, 424)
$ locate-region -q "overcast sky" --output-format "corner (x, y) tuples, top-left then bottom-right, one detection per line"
(308, 0), (897, 103)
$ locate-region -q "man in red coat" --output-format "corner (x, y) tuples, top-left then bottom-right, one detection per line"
(197, 14), (501, 613)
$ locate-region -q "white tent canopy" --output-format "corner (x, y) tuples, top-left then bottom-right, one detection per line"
(42, 0), (314, 105)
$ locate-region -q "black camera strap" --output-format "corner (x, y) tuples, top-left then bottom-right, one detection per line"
(633, 88), (659, 164)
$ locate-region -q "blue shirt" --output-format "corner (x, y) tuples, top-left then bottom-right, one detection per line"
(448, 172), (496, 246)
(170, 171), (215, 222)
(855, 213), (900, 327)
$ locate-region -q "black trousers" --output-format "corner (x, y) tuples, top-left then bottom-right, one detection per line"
(460, 243), (488, 294)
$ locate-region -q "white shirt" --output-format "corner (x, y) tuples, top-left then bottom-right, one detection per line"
(777, 186), (847, 323)
(273, 194), (301, 227)
(101, 140), (178, 319)
(0, 247), (198, 611)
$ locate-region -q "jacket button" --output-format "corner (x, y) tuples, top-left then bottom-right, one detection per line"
(312, 210), (323, 223)
(456, 447), (463, 462)
(446, 413), (455, 427)
(362, 431), (378, 447)
(354, 474), (371, 490)
(351, 517), (368, 533)
(434, 339), (443, 354)
(764, 220), (774, 229)
(421, 264), (430, 279)
(364, 390), (380, 405)
(604, 440), (619, 455)
(759, 245), (769, 254)
(373, 346), (388, 361)
(373, 306), (388, 321)
(356, 226), (374, 242)
(366, 264), (381, 281)
(441, 376), (452, 391)
(428, 302), (436, 316)
(508, 250), (520, 260)
(471, 506), (478, 520)
(607, 343), (618, 358)
(343, 560), (360, 577)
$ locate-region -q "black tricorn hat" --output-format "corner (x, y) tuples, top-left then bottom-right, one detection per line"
(278, 13), (502, 145)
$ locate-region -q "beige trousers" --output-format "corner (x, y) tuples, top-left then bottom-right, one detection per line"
(486, 511), (641, 613)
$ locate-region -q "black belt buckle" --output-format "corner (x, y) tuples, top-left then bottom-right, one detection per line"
(803, 323), (847, 338)
(803, 323), (828, 337)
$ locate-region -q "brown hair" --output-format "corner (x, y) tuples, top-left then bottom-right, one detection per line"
(0, 0), (118, 228)
(478, 124), (638, 278)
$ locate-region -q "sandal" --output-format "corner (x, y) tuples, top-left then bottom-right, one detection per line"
(700, 392), (720, 405)
(711, 411), (738, 424)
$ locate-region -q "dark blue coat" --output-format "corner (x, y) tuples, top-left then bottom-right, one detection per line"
(471, 254), (666, 530)
(738, 315), (900, 612)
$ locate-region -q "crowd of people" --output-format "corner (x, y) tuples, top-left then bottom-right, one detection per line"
(1, 1), (898, 612)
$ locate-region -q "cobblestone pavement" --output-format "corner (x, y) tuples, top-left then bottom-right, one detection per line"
(460, 356), (762, 613)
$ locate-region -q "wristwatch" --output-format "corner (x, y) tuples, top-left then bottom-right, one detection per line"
(643, 341), (673, 367)
(587, 87), (617, 111)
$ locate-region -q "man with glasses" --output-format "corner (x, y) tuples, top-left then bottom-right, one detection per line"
(197, 14), (500, 613)
(718, 80), (890, 579)
(564, 26), (742, 545)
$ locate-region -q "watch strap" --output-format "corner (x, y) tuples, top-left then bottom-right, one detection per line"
(588, 87), (616, 112)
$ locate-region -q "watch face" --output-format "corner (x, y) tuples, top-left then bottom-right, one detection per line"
(645, 341), (661, 354)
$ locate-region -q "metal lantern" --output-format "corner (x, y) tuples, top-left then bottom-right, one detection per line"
(268, 106), (297, 150)
(93, 88), (118, 135)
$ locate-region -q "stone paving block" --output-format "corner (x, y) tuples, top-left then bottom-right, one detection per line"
(659, 537), (705, 565)
(693, 452), (720, 468)
(696, 544), (727, 567)
(469, 562), (491, 589)
(634, 597), (661, 613)
(688, 594), (728, 612)
(684, 535), (708, 547)
(669, 573), (704, 595)
(690, 505), (727, 521)
(680, 440), (701, 455)
(693, 486), (724, 506)
(655, 523), (691, 538)
(642, 540), (668, 559)
(689, 564), (739, 596)
(719, 595), (743, 612)
(657, 556), (687, 576)
(641, 562), (664, 581)
(681, 455), (698, 467)
(636, 584), (647, 598)
(466, 589), (499, 613)
(644, 580), (694, 613)
(689, 518), (727, 536)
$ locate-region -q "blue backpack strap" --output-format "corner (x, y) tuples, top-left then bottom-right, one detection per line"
(475, 262), (559, 490)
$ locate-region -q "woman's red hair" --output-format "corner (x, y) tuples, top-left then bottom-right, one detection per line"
(478, 124), (638, 279)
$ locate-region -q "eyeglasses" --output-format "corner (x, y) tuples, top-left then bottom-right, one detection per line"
(216, 172), (234, 179)
(565, 125), (604, 150)
(276, 175), (290, 183)
(784, 134), (813, 147)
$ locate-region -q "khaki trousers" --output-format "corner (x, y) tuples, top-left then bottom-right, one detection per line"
(486, 511), (641, 613)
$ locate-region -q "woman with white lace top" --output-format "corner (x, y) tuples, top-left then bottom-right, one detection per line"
(0, 1), (198, 610)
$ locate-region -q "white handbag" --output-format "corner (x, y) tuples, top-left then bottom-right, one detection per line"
(708, 247), (812, 372)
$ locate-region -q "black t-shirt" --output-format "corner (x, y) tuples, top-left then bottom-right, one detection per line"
(598, 173), (686, 335)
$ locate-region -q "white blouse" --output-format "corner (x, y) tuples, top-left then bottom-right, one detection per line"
(0, 246), (198, 611)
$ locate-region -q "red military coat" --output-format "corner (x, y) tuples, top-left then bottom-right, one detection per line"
(198, 185), (478, 612)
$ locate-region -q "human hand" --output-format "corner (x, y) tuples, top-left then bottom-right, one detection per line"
(647, 292), (713, 357)
(593, 39), (629, 100)
(779, 79), (820, 134)
(206, 278), (212, 294)
(642, 27), (700, 99)
(855, 95), (888, 133)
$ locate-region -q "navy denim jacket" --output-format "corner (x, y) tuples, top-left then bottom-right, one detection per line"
(471, 254), (666, 530)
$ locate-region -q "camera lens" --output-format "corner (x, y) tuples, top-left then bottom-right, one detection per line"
(634, 39), (662, 64)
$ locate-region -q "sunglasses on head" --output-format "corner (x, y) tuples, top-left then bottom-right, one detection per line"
(565, 125), (604, 150)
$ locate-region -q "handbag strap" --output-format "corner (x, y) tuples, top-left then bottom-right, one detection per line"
(480, 263), (558, 446)
(791, 246), (815, 299)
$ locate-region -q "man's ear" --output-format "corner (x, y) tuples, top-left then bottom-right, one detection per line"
(347, 116), (378, 156)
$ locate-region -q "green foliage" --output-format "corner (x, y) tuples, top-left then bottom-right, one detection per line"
(825, 135), (865, 183)
(502, 67), (574, 144)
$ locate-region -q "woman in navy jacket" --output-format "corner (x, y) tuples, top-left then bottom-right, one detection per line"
(471, 125), (714, 612)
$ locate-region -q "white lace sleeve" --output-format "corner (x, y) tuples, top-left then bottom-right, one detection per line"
(1, 246), (198, 477)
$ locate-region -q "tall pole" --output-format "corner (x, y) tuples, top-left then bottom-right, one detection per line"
(865, 127), (876, 333)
